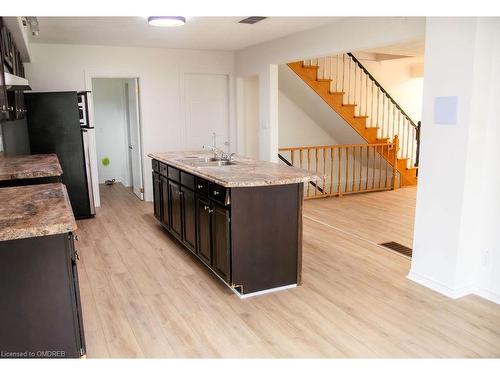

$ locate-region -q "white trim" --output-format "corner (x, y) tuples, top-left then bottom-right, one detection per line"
(207, 262), (297, 299)
(406, 271), (474, 299)
(473, 286), (500, 305)
(235, 284), (297, 299)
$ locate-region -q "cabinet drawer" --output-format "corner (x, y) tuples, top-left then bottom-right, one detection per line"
(159, 163), (168, 177)
(209, 183), (230, 205)
(152, 159), (159, 172)
(181, 171), (195, 190)
(168, 166), (180, 182)
(195, 177), (209, 196)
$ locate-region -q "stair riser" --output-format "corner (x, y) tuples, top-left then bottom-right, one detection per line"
(288, 61), (417, 187)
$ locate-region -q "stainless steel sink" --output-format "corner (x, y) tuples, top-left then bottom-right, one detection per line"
(177, 157), (237, 168)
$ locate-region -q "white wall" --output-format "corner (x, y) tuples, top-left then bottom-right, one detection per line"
(25, 43), (235, 203)
(409, 17), (500, 304)
(92, 78), (131, 186)
(278, 90), (337, 148)
(235, 17), (425, 162)
(355, 56), (424, 123)
(278, 64), (365, 146)
(236, 76), (260, 159)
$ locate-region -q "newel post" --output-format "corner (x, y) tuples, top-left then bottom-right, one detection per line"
(392, 135), (399, 190)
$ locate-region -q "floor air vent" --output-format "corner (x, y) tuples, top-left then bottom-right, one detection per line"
(380, 241), (413, 257)
(238, 17), (267, 24)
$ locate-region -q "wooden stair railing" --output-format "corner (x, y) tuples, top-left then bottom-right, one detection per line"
(287, 53), (419, 186)
(278, 154), (324, 194)
(279, 137), (400, 199)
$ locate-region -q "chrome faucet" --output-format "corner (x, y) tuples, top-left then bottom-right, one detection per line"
(203, 133), (236, 161)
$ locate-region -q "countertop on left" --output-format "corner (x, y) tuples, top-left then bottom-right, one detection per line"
(0, 154), (63, 181)
(0, 183), (77, 242)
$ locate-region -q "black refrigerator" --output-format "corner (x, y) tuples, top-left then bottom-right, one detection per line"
(25, 91), (95, 219)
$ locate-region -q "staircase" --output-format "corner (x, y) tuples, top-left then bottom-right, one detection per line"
(287, 53), (419, 186)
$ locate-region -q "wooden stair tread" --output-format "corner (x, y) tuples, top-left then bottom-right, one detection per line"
(287, 60), (418, 187)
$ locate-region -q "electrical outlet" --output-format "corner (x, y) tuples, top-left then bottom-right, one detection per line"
(481, 249), (490, 267)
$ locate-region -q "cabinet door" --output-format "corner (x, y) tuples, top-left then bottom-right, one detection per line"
(160, 176), (170, 228)
(181, 187), (196, 253)
(0, 28), (7, 120)
(169, 180), (183, 240)
(212, 204), (231, 283)
(67, 234), (86, 356)
(196, 198), (212, 266)
(152, 172), (161, 221)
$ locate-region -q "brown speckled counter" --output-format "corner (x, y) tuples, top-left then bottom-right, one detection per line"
(0, 183), (77, 241)
(148, 151), (317, 187)
(0, 154), (63, 181)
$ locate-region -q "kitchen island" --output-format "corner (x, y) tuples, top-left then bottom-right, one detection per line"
(148, 151), (315, 298)
(0, 183), (86, 358)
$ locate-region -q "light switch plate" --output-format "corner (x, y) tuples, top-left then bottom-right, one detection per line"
(434, 96), (458, 125)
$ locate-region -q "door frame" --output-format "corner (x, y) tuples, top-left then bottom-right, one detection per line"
(84, 73), (145, 205)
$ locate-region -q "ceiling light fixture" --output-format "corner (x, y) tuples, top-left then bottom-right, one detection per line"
(148, 16), (186, 27)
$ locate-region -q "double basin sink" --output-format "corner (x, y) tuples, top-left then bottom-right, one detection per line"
(177, 156), (237, 168)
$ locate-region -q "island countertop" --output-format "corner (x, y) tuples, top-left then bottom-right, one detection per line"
(148, 151), (317, 188)
(0, 153), (63, 181)
(0, 183), (77, 242)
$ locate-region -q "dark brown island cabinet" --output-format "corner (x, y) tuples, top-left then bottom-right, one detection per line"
(0, 184), (85, 358)
(150, 154), (313, 297)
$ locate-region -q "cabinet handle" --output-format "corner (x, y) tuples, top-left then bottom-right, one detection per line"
(208, 209), (214, 214)
(75, 250), (81, 261)
(197, 184), (204, 189)
(213, 190), (220, 196)
(203, 205), (209, 211)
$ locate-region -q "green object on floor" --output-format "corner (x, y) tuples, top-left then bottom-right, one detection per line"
(101, 157), (110, 167)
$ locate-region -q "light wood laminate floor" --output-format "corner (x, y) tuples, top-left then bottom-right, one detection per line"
(75, 183), (500, 358)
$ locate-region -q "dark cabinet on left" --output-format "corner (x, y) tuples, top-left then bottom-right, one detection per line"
(0, 233), (86, 358)
(0, 17), (27, 122)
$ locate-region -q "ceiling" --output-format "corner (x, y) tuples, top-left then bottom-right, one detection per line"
(28, 17), (341, 51)
(362, 39), (425, 58)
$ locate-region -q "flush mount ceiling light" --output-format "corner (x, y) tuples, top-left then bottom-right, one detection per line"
(148, 16), (186, 27)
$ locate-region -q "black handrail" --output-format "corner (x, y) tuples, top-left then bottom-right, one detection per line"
(415, 121), (421, 168)
(278, 153), (324, 194)
(346, 53), (418, 130)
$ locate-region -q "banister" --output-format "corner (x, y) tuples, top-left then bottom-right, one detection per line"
(277, 153), (324, 194)
(346, 53), (418, 130)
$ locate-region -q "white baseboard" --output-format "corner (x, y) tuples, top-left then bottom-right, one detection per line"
(236, 284), (297, 299)
(474, 286), (500, 305)
(407, 271), (500, 305)
(406, 271), (474, 299)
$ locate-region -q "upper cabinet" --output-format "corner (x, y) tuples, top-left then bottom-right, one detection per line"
(0, 17), (27, 122)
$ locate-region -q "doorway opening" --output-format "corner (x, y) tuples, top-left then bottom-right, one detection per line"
(91, 77), (144, 200)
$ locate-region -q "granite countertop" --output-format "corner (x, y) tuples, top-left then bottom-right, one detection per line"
(0, 154), (63, 181)
(0, 183), (77, 242)
(148, 151), (318, 187)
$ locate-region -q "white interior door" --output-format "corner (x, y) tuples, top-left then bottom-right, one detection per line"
(184, 74), (229, 151)
(126, 78), (144, 200)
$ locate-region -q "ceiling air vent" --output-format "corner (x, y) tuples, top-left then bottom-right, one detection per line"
(238, 17), (267, 25)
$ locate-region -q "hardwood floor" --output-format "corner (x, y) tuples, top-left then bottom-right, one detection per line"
(75, 183), (500, 358)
